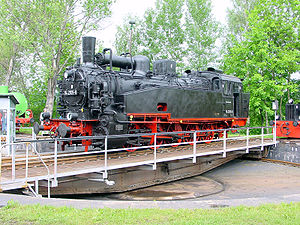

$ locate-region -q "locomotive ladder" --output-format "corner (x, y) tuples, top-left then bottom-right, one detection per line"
(0, 126), (277, 198)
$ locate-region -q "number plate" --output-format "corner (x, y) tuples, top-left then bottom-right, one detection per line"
(64, 89), (77, 95)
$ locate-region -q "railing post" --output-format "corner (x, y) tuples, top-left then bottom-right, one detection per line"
(25, 143), (29, 181)
(153, 134), (157, 170)
(246, 128), (249, 153)
(193, 131), (196, 163)
(31, 127), (36, 140)
(261, 127), (264, 151)
(104, 136), (108, 179)
(53, 139), (58, 186)
(32, 127), (37, 152)
(47, 176), (50, 198)
(12, 145), (15, 180)
(223, 130), (226, 157)
(0, 145), (2, 191)
(274, 109), (277, 147)
(35, 179), (39, 195)
(273, 125), (277, 147)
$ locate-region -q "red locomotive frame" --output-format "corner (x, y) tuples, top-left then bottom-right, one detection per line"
(39, 113), (248, 151)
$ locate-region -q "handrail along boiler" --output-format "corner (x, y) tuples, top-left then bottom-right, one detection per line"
(34, 36), (250, 151)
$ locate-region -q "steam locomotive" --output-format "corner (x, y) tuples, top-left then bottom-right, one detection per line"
(34, 36), (250, 151)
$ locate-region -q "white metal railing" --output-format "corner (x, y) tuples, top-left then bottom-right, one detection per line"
(0, 126), (276, 198)
(0, 141), (51, 198)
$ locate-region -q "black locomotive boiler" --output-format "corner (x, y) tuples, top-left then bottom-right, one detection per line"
(35, 36), (250, 151)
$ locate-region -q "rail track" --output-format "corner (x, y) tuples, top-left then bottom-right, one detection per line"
(1, 138), (264, 171)
(261, 158), (300, 167)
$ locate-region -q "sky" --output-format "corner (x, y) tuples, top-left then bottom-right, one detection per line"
(98, 0), (232, 47)
(96, 0), (299, 79)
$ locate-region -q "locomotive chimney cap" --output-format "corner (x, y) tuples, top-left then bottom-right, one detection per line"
(82, 36), (96, 65)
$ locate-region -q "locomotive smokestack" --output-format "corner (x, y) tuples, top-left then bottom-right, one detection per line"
(82, 36), (96, 65)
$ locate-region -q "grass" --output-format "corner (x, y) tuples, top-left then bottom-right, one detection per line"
(227, 129), (274, 139)
(16, 127), (33, 135)
(0, 201), (299, 224)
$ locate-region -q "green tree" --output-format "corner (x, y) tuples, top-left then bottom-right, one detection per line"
(114, 0), (185, 67)
(224, 0), (300, 126)
(0, 0), (112, 117)
(114, 0), (220, 71)
(141, 0), (185, 65)
(0, 8), (24, 89)
(0, 40), (18, 87)
(114, 16), (144, 56)
(185, 0), (220, 70)
(226, 0), (258, 42)
(221, 0), (259, 69)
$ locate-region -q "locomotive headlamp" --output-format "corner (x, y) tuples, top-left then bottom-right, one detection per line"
(67, 112), (78, 121)
(64, 72), (68, 79)
(64, 70), (75, 79)
(41, 112), (50, 120)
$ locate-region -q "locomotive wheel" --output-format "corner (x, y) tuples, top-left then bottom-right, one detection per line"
(168, 123), (183, 147)
(123, 144), (137, 152)
(203, 131), (214, 144)
(186, 134), (194, 145)
(217, 131), (223, 139)
(172, 138), (182, 147)
(157, 137), (173, 148)
(181, 124), (197, 145)
(200, 124), (215, 144)
(149, 124), (173, 149)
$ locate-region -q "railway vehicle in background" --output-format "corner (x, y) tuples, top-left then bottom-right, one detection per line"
(34, 36), (250, 151)
(0, 86), (34, 128)
(13, 92), (34, 127)
(272, 100), (300, 138)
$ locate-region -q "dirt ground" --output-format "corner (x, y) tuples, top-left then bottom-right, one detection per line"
(96, 159), (300, 201)
(200, 159), (300, 200)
